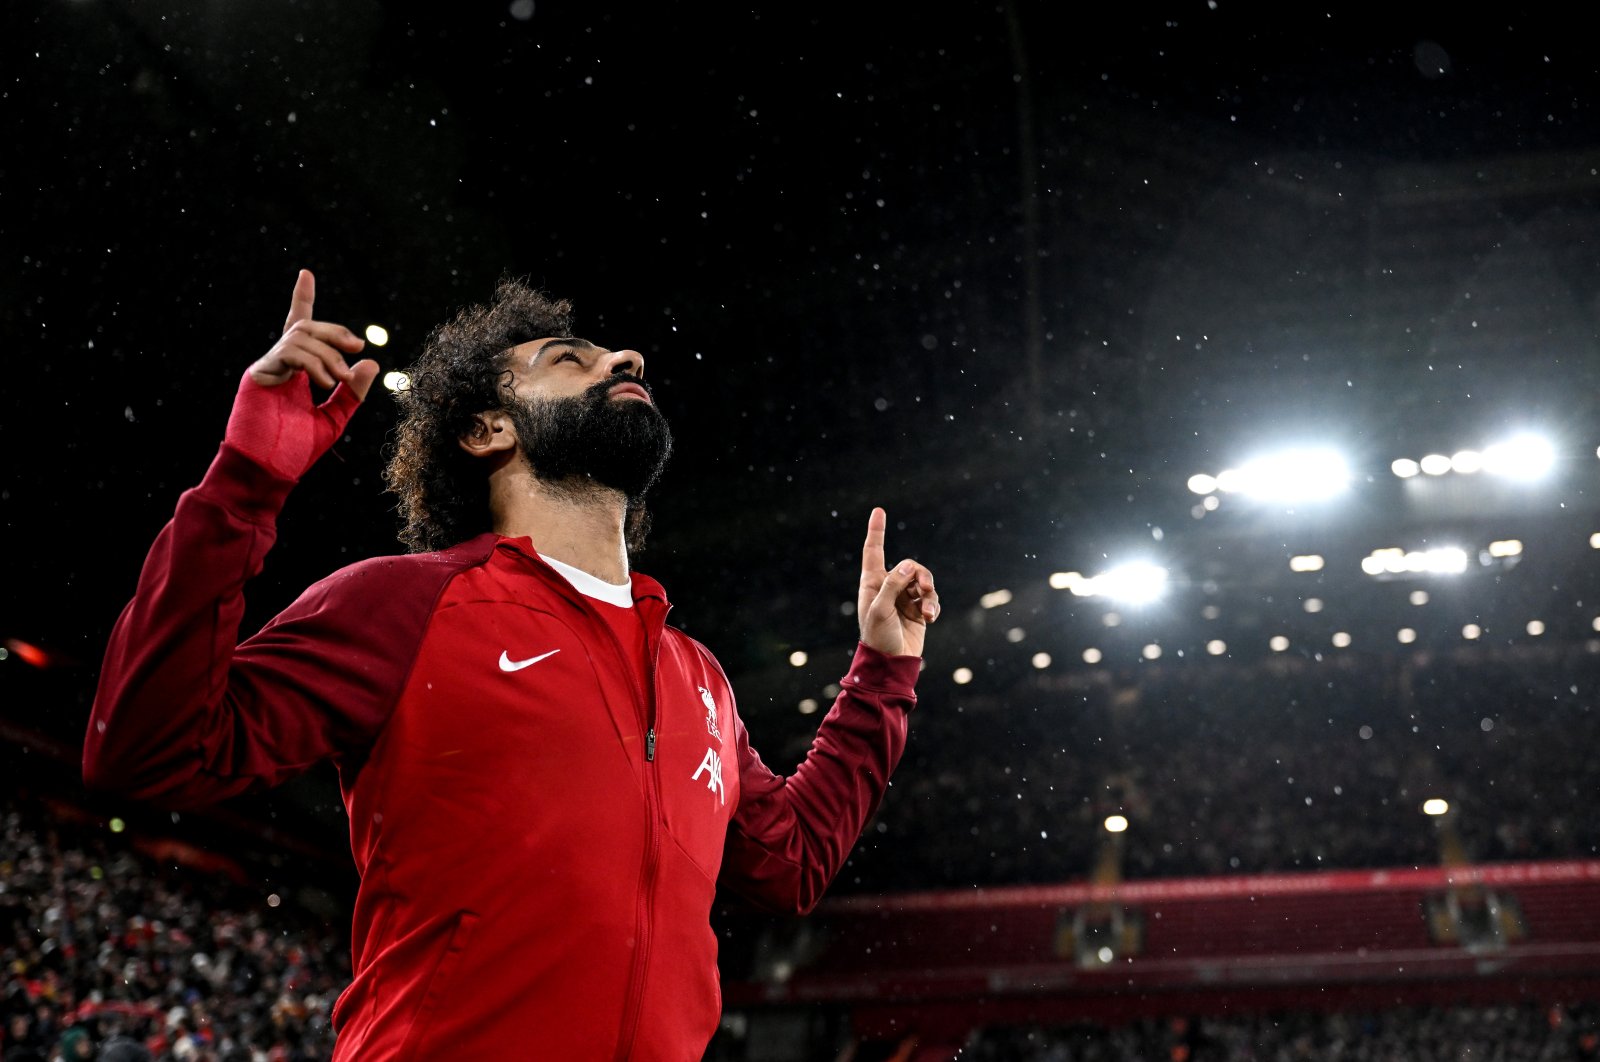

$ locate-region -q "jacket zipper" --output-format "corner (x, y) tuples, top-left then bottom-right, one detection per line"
(612, 602), (665, 1061)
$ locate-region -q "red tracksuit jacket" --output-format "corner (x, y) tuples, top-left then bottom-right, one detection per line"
(84, 443), (919, 1060)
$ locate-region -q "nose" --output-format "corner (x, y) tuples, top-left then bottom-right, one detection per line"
(605, 348), (644, 379)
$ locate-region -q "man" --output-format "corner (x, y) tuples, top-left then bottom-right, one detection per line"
(84, 271), (938, 1060)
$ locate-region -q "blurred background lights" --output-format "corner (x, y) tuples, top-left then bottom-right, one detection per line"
(1527, 620), (1546, 636)
(1102, 612), (1123, 627)
(1332, 631), (1352, 648)
(1005, 627), (1026, 643)
(797, 698), (819, 715)
(1391, 458), (1420, 478)
(1409, 590), (1430, 606)
(1104, 814), (1129, 833)
(1289, 554), (1324, 572)
(1048, 571), (1079, 590)
(1206, 639), (1227, 655)
(1450, 449), (1483, 474)
(1362, 546), (1468, 576)
(952, 667), (973, 685)
(1214, 448), (1351, 503)
(1420, 453), (1452, 475)
(1463, 624), (1482, 640)
(788, 650), (808, 667)
(1142, 643), (1162, 660)
(1422, 798), (1450, 817)
(1081, 647), (1103, 664)
(1031, 652), (1052, 669)
(1187, 473), (1218, 494)
(1590, 533), (1600, 550)
(1482, 433), (1556, 481)
(1398, 627), (1418, 644)
(1269, 635), (1289, 652)
(109, 818), (125, 834)
(978, 588), (1012, 609)
(382, 370), (411, 392)
(363, 324), (390, 346)
(1303, 597), (1324, 613)
(1071, 561), (1169, 604)
(1488, 539), (1523, 557)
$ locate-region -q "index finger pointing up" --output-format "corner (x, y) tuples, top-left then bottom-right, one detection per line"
(283, 269), (316, 334)
(862, 506), (887, 575)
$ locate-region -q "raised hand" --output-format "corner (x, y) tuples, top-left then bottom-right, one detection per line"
(857, 507), (938, 658)
(224, 270), (380, 480)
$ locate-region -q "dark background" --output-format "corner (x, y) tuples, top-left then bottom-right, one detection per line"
(5, 2), (1600, 885)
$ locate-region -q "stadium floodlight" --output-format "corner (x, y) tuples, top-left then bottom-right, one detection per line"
(1331, 631), (1352, 648)
(1422, 798), (1450, 816)
(1289, 554), (1325, 572)
(1419, 453), (1452, 476)
(1527, 620), (1546, 636)
(1079, 561), (1169, 604)
(1205, 639), (1227, 655)
(1269, 635), (1289, 652)
(979, 588), (1013, 609)
(1104, 814), (1129, 833)
(364, 324), (390, 346)
(1082, 647), (1103, 664)
(1482, 433), (1556, 481)
(1187, 473), (1218, 495)
(1391, 458), (1421, 478)
(1463, 624), (1481, 640)
(1488, 539), (1523, 557)
(1031, 652), (1052, 669)
(1216, 448), (1351, 503)
(1048, 571), (1081, 590)
(1450, 449), (1483, 474)
(382, 370), (412, 392)
(952, 667), (974, 685)
(1362, 546), (1468, 577)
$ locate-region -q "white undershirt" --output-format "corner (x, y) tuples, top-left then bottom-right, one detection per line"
(540, 553), (635, 608)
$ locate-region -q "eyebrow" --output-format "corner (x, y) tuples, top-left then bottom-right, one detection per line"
(532, 337), (598, 362)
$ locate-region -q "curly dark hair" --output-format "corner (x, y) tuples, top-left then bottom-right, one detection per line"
(386, 277), (654, 555)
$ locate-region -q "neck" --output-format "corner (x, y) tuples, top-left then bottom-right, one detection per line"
(491, 468), (630, 585)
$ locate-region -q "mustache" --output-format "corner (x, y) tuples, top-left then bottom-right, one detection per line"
(584, 374), (654, 405)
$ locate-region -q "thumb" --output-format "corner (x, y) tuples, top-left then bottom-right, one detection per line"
(347, 358), (381, 401)
(867, 561), (917, 619)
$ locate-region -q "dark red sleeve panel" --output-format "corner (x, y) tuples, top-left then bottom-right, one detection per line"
(719, 644), (919, 914)
(84, 443), (483, 810)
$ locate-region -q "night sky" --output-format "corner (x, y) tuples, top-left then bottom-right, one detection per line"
(6, 3), (1600, 851)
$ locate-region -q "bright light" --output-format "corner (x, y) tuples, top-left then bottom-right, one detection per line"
(1269, 635), (1289, 652)
(979, 588), (1013, 609)
(1187, 473), (1218, 495)
(1463, 624), (1481, 640)
(1031, 652), (1052, 669)
(1141, 643), (1162, 660)
(1450, 450), (1483, 474)
(1082, 647), (1103, 664)
(364, 324), (390, 346)
(1420, 453), (1452, 476)
(1076, 562), (1168, 604)
(1048, 571), (1080, 590)
(788, 651), (808, 667)
(382, 370), (411, 392)
(1102, 612), (1122, 627)
(1005, 628), (1026, 643)
(1422, 798), (1450, 817)
(1216, 448), (1351, 503)
(1289, 554), (1324, 572)
(109, 818), (125, 834)
(952, 667), (973, 685)
(1397, 627), (1417, 644)
(1488, 539), (1523, 558)
(798, 698), (819, 715)
(1202, 495), (1220, 511)
(1206, 639), (1227, 655)
(1483, 434), (1556, 481)
(1392, 458), (1421, 478)
(1591, 533), (1600, 550)
(1303, 597), (1324, 613)
(1332, 631), (1351, 648)
(1527, 620), (1546, 636)
(1362, 546), (1467, 576)
(1096, 946), (1115, 964)
(1409, 590), (1429, 606)
(1104, 814), (1129, 833)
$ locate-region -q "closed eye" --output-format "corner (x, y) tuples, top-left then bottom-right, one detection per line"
(554, 351), (582, 365)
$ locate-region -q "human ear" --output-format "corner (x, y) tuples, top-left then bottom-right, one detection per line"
(457, 411), (519, 458)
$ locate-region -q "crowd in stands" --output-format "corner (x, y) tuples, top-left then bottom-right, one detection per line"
(838, 642), (1600, 893)
(0, 797), (344, 1062)
(962, 1002), (1600, 1061)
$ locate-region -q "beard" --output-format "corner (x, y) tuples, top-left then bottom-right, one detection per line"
(508, 375), (673, 503)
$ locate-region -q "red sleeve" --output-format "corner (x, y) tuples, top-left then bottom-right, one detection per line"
(719, 643), (920, 914)
(83, 443), (475, 809)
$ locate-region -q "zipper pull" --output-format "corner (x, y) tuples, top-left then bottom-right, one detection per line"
(646, 728), (656, 762)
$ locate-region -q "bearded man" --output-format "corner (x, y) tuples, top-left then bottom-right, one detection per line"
(83, 271), (938, 1061)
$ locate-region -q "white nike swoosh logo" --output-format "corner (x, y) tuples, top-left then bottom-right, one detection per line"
(499, 649), (561, 672)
